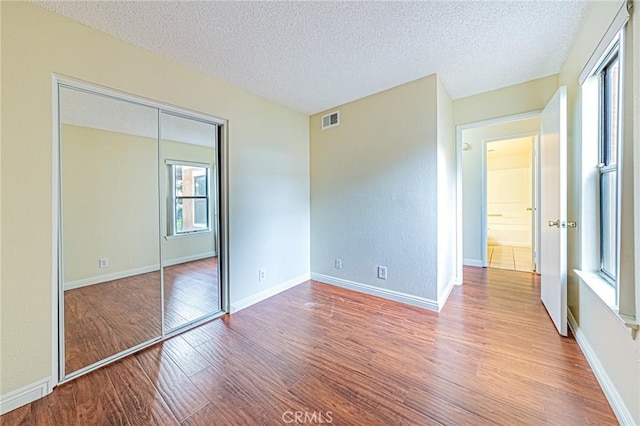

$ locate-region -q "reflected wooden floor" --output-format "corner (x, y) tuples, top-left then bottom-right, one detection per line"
(64, 257), (219, 374)
(164, 257), (220, 330)
(5, 267), (616, 425)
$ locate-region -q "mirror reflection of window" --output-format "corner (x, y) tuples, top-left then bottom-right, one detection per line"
(168, 163), (210, 235)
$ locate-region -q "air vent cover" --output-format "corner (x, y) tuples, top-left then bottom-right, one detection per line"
(321, 111), (340, 130)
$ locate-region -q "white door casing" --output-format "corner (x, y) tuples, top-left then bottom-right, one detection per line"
(539, 86), (568, 336)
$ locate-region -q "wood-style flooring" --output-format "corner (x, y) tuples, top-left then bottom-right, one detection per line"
(163, 257), (220, 330)
(5, 267), (616, 425)
(488, 244), (533, 271)
(64, 257), (220, 374)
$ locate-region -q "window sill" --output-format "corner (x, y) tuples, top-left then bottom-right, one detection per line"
(165, 230), (212, 240)
(574, 269), (620, 316)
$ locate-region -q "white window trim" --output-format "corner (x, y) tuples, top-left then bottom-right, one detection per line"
(578, 3), (629, 85)
(577, 21), (626, 309)
(166, 160), (212, 237)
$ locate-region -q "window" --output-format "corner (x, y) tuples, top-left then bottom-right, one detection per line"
(168, 162), (210, 235)
(597, 47), (620, 283)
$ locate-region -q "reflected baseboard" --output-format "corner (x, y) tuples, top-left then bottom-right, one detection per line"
(64, 252), (216, 290)
(64, 265), (160, 290)
(162, 252), (216, 267)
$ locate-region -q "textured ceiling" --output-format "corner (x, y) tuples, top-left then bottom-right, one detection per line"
(37, 1), (589, 115)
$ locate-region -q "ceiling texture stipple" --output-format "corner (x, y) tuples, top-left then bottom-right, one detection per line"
(36, 1), (589, 115)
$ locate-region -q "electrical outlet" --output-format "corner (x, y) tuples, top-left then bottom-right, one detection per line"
(335, 258), (343, 269)
(377, 266), (387, 280)
(99, 258), (109, 268)
(259, 270), (266, 282)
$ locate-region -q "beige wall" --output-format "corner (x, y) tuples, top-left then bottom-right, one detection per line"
(310, 75), (441, 301)
(61, 125), (160, 284)
(559, 0), (639, 423)
(0, 2), (310, 396)
(60, 124), (218, 287)
(453, 75), (559, 127)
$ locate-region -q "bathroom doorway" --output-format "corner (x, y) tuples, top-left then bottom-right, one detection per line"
(485, 135), (538, 272)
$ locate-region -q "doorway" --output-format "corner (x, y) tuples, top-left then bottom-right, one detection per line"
(485, 135), (537, 271)
(457, 113), (541, 276)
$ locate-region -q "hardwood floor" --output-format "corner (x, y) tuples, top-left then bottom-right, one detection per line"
(5, 266), (616, 425)
(64, 257), (220, 374)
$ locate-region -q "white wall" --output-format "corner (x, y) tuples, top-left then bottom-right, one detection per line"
(560, 0), (640, 423)
(0, 2), (310, 397)
(461, 118), (541, 264)
(310, 75), (445, 307)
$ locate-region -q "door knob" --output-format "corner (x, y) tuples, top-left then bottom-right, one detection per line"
(548, 220), (560, 228)
(567, 221), (577, 228)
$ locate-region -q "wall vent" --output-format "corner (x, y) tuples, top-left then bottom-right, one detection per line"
(321, 111), (340, 130)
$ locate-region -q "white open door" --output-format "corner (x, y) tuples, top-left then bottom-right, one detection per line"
(540, 86), (568, 336)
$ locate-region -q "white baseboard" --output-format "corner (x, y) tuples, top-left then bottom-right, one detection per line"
(162, 252), (216, 267)
(567, 311), (635, 425)
(64, 252), (217, 290)
(463, 259), (483, 267)
(311, 273), (439, 312)
(230, 273), (310, 313)
(0, 377), (52, 415)
(64, 265), (159, 290)
(438, 277), (456, 311)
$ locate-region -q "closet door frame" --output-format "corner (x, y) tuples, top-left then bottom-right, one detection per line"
(52, 74), (229, 385)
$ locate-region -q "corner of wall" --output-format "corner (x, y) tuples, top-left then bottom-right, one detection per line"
(310, 75), (441, 303)
(436, 75), (456, 299)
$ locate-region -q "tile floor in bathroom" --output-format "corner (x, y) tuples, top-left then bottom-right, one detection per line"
(488, 244), (533, 272)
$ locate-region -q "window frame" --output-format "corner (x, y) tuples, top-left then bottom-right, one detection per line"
(167, 160), (211, 236)
(595, 44), (621, 285)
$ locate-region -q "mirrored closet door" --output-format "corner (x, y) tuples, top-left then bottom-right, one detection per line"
(160, 113), (221, 332)
(59, 82), (225, 381)
(60, 86), (163, 376)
